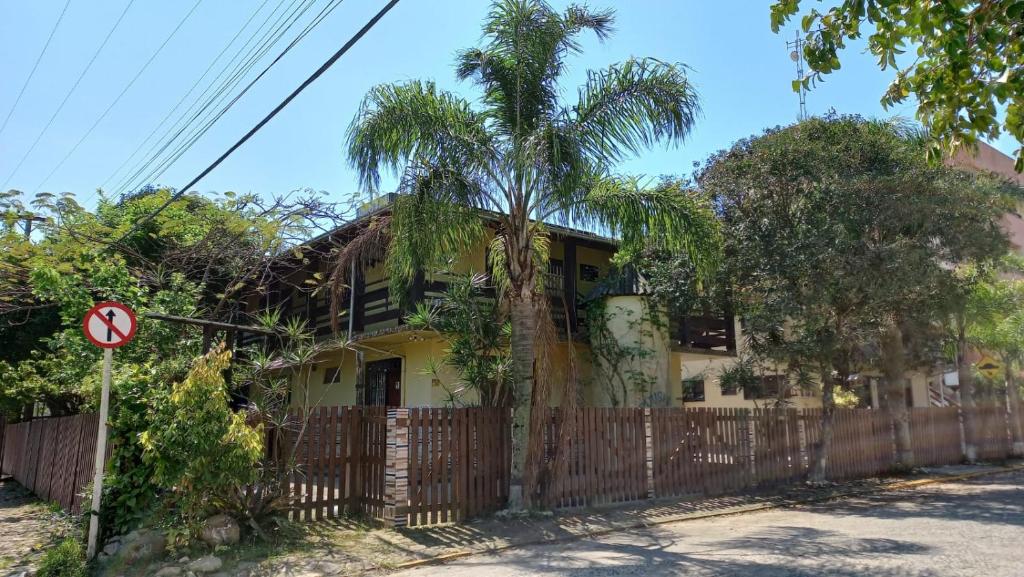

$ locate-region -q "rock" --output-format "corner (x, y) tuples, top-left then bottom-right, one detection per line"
(103, 540), (121, 556)
(200, 515), (241, 547)
(154, 567), (184, 577)
(188, 556), (224, 574)
(179, 557), (192, 564)
(117, 529), (167, 565)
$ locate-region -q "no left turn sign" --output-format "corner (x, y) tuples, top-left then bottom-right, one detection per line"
(82, 301), (137, 348)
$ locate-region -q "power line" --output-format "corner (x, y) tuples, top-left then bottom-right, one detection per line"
(29, 0), (205, 195)
(0, 0), (136, 191)
(121, 0), (347, 197)
(110, 0), (318, 198)
(109, 0), (401, 249)
(0, 0), (73, 140)
(95, 0), (276, 195)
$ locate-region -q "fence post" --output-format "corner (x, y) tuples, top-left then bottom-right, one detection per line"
(383, 408), (409, 528)
(644, 408), (655, 499)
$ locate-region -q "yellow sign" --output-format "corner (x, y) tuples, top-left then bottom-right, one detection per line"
(976, 355), (1003, 380)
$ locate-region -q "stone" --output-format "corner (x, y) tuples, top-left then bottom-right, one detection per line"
(154, 567), (184, 577)
(117, 529), (167, 565)
(200, 515), (241, 547)
(102, 540), (121, 556)
(188, 556), (224, 574)
(179, 557), (192, 564)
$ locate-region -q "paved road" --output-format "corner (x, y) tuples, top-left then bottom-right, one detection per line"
(391, 470), (1024, 577)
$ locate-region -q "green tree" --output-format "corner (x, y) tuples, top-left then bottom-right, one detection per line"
(701, 115), (1008, 479)
(964, 265), (1024, 455)
(405, 273), (514, 407)
(141, 346), (263, 525)
(770, 0), (1024, 170)
(342, 0), (720, 506)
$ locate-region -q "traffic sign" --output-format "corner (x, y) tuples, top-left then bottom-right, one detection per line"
(976, 355), (1003, 380)
(82, 302), (137, 349)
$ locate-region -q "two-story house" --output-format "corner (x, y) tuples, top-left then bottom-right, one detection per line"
(240, 196), (739, 410)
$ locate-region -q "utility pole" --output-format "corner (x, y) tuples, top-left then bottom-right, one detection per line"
(12, 213), (45, 240)
(786, 29), (809, 121)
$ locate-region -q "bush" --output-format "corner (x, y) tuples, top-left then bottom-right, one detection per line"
(37, 538), (87, 577)
(140, 346), (263, 524)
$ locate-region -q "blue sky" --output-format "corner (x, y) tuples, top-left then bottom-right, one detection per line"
(1, 0), (1018, 212)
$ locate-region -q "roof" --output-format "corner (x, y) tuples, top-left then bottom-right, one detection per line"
(298, 194), (620, 252)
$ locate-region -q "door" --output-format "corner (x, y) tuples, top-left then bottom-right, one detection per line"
(366, 358), (402, 407)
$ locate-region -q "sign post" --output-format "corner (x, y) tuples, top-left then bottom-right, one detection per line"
(82, 302), (137, 560)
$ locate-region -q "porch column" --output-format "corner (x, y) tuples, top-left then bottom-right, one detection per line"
(383, 407), (410, 527)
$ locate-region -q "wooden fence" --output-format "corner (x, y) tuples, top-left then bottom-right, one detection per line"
(1, 404), (1017, 527)
(273, 406), (511, 527)
(275, 406), (388, 522)
(406, 407), (511, 526)
(543, 408), (648, 508)
(909, 407), (962, 466)
(0, 414), (101, 513)
(965, 404), (1012, 461)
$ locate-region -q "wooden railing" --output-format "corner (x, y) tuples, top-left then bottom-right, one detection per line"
(671, 314), (736, 353)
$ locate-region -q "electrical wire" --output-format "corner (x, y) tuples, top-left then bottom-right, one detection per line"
(95, 0), (275, 194)
(108, 0), (401, 250)
(0, 0), (136, 191)
(28, 0), (206, 195)
(111, 0), (318, 197)
(0, 0), (73, 141)
(121, 0), (348, 197)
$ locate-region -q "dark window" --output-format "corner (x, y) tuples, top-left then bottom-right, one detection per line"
(324, 366), (342, 384)
(905, 378), (914, 408)
(744, 375), (785, 400)
(579, 263), (600, 282)
(682, 378), (706, 402)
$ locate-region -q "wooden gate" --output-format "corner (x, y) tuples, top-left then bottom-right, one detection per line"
(406, 407), (511, 526)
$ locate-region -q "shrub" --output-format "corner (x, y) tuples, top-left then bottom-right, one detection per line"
(140, 346), (263, 523)
(37, 538), (87, 577)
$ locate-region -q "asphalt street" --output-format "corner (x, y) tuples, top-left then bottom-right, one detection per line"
(391, 469), (1024, 577)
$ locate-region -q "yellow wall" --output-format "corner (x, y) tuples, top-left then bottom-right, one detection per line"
(588, 296), (672, 407)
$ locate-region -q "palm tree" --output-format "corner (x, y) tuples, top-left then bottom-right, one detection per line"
(341, 0), (720, 507)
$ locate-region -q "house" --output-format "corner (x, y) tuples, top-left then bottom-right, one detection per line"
(241, 199), (738, 409)
(244, 143), (1021, 412)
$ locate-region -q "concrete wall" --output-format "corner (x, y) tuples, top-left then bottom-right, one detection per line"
(588, 296), (672, 407)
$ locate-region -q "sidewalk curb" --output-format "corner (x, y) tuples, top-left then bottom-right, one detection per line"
(378, 463), (1024, 574)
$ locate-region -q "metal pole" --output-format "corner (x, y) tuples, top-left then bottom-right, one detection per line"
(86, 347), (112, 559)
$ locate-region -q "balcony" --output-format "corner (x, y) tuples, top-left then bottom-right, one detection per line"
(670, 314), (736, 355)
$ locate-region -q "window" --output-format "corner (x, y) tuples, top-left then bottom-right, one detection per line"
(682, 378), (705, 402)
(743, 374), (786, 400)
(579, 263), (600, 282)
(905, 378), (914, 408)
(324, 366), (342, 385)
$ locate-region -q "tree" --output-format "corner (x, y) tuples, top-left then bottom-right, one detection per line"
(341, 0), (720, 507)
(405, 273), (514, 407)
(964, 264), (1024, 456)
(769, 1), (1024, 171)
(0, 187), (342, 416)
(701, 115), (1008, 479)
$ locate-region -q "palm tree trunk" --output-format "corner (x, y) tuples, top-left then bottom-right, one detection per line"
(957, 327), (979, 462)
(1005, 360), (1024, 457)
(880, 323), (914, 469)
(508, 289), (541, 509)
